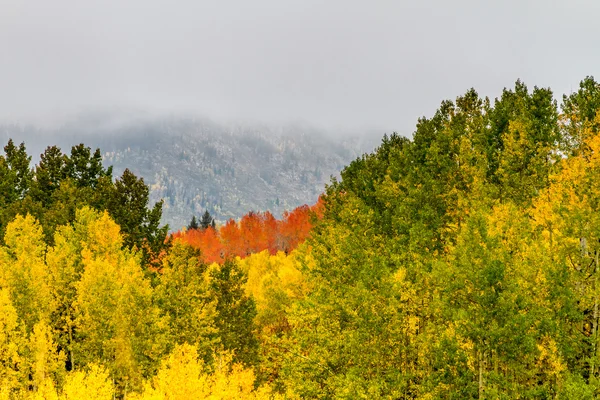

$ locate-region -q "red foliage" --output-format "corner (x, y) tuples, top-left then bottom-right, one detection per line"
(172, 201), (323, 263)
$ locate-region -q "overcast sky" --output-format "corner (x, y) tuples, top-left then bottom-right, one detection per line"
(1, 0), (599, 134)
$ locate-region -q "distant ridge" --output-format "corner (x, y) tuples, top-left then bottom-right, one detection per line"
(1, 114), (381, 229)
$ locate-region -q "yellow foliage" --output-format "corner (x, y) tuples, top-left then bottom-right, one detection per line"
(25, 379), (59, 400)
(132, 344), (280, 400)
(71, 207), (165, 389)
(238, 250), (306, 331)
(0, 214), (54, 331)
(74, 208), (124, 260)
(239, 250), (305, 309)
(60, 364), (114, 400)
(0, 287), (23, 391)
(536, 336), (565, 378)
(29, 321), (65, 391)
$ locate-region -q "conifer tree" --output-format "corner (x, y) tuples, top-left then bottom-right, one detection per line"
(187, 215), (199, 230)
(200, 210), (214, 230)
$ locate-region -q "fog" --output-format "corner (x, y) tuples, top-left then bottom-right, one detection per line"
(1, 0), (599, 134)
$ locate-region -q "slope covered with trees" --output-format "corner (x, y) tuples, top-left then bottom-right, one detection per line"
(0, 117), (378, 229)
(275, 76), (600, 398)
(2, 77), (600, 399)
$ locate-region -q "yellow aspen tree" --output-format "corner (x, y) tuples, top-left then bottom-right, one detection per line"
(0, 214), (53, 333)
(132, 344), (280, 400)
(28, 321), (65, 392)
(0, 287), (24, 393)
(239, 249), (306, 332)
(60, 364), (114, 400)
(531, 123), (600, 383)
(46, 223), (82, 371)
(71, 207), (166, 393)
(26, 379), (59, 400)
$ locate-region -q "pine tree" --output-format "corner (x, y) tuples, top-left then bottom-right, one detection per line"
(188, 215), (199, 230)
(200, 210), (213, 230)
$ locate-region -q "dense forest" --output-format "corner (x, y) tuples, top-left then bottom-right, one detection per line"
(1, 76), (600, 399)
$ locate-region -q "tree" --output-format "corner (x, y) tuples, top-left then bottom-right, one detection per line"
(131, 344), (279, 400)
(488, 81), (560, 204)
(30, 146), (67, 207)
(155, 241), (218, 361)
(27, 321), (65, 392)
(0, 288), (25, 392)
(200, 210), (214, 230)
(4, 139), (33, 200)
(60, 364), (114, 400)
(105, 169), (169, 268)
(64, 144), (111, 188)
(71, 208), (166, 392)
(430, 205), (561, 397)
(188, 215), (199, 230)
(0, 214), (53, 334)
(208, 259), (259, 367)
(281, 193), (414, 398)
(561, 76), (600, 152)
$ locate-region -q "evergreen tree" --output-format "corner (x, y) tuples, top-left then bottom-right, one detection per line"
(64, 144), (111, 188)
(187, 215), (199, 230)
(4, 139), (33, 200)
(30, 145), (68, 207)
(200, 210), (214, 230)
(104, 169), (169, 267)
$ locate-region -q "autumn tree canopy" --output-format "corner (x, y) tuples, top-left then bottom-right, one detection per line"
(2, 76), (600, 398)
(173, 201), (322, 264)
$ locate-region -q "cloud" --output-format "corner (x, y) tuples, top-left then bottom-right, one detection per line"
(1, 0), (599, 133)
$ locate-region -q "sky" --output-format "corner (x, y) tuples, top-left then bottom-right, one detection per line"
(1, 0), (599, 135)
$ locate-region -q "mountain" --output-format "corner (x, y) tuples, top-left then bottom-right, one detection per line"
(0, 114), (380, 229)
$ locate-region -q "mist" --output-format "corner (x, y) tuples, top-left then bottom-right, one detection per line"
(2, 0), (600, 134)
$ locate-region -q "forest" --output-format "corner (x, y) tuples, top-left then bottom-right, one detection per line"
(1, 76), (600, 399)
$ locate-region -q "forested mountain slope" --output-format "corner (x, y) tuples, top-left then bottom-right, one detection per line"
(3, 77), (600, 399)
(0, 116), (378, 229)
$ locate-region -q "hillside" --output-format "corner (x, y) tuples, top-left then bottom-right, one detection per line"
(0, 115), (379, 229)
(2, 77), (600, 398)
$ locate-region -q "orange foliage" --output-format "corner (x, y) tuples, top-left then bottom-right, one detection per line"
(172, 200), (323, 264)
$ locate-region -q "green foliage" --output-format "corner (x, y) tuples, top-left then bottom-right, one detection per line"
(273, 77), (600, 398)
(188, 215), (199, 230)
(209, 259), (260, 367)
(2, 77), (600, 398)
(0, 141), (169, 264)
(200, 210), (215, 230)
(155, 241), (218, 361)
(561, 76), (600, 151)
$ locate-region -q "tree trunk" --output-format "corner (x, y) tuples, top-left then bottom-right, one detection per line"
(68, 318), (75, 371)
(478, 349), (484, 399)
(592, 251), (599, 377)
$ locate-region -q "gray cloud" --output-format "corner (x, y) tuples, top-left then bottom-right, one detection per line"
(1, 0), (599, 133)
